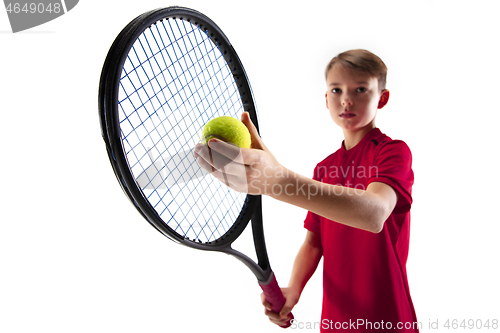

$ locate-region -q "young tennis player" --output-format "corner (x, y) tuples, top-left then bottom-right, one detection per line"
(194, 49), (418, 332)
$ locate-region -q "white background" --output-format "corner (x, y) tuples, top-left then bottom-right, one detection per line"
(1, 1), (499, 332)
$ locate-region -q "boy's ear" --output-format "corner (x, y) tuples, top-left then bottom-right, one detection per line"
(378, 89), (390, 109)
(325, 92), (329, 109)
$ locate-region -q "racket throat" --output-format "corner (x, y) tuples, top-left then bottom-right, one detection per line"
(225, 196), (274, 283)
(225, 247), (269, 282)
(249, 196), (273, 281)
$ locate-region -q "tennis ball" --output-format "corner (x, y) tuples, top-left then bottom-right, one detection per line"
(201, 116), (251, 149)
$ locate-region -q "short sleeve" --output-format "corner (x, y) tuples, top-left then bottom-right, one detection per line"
(367, 140), (414, 214)
(303, 164), (323, 233)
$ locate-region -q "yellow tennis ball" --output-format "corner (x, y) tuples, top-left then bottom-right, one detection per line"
(201, 116), (251, 149)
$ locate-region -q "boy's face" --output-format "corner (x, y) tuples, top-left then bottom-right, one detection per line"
(325, 64), (388, 133)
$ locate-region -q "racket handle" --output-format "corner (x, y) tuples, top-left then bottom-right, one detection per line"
(259, 272), (294, 328)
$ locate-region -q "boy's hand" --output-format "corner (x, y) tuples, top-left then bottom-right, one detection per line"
(261, 287), (299, 327)
(194, 112), (287, 196)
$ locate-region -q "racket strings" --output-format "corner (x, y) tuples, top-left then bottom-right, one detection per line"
(117, 17), (248, 243)
(120, 20), (238, 175)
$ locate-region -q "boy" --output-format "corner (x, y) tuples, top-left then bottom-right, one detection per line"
(194, 49), (418, 332)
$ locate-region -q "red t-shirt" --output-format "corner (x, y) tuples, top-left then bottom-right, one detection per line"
(304, 128), (418, 332)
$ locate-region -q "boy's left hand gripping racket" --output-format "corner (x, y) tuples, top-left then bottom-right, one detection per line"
(98, 7), (293, 328)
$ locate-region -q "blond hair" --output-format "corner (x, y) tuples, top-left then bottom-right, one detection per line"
(325, 49), (387, 91)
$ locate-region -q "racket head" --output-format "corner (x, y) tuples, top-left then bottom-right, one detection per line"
(98, 7), (260, 250)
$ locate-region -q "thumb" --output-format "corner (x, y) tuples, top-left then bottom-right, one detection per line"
(279, 304), (293, 319)
(241, 112), (268, 151)
(281, 287), (301, 319)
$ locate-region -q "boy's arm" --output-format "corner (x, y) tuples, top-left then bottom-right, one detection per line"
(272, 174), (398, 233)
(262, 230), (322, 327)
(288, 230), (323, 296)
(194, 115), (398, 233)
(195, 146), (397, 233)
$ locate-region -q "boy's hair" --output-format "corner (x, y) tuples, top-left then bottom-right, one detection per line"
(325, 49), (387, 91)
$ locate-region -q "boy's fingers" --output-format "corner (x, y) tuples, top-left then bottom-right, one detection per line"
(267, 313), (290, 326)
(278, 303), (294, 320)
(280, 307), (290, 318)
(209, 137), (264, 169)
(279, 296), (296, 318)
(241, 112), (267, 151)
(260, 293), (272, 311)
(208, 139), (241, 163)
(194, 144), (215, 172)
(262, 293), (292, 326)
(279, 310), (292, 320)
(264, 309), (283, 322)
(195, 140), (243, 171)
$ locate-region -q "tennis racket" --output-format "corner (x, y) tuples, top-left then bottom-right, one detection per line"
(98, 6), (293, 328)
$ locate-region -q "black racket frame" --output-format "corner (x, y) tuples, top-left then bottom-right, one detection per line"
(98, 7), (274, 283)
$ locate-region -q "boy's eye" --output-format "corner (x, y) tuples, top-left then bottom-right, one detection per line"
(332, 88), (341, 93)
(357, 87), (367, 93)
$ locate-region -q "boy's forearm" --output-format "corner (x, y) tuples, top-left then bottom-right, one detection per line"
(269, 169), (390, 233)
(288, 236), (322, 295)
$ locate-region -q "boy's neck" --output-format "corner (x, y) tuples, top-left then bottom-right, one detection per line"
(342, 124), (376, 150)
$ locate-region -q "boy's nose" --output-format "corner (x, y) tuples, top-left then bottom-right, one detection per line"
(342, 98), (353, 106)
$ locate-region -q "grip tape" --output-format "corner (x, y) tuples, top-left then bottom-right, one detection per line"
(259, 272), (294, 328)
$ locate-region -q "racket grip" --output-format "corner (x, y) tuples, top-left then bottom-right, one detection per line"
(259, 272), (294, 328)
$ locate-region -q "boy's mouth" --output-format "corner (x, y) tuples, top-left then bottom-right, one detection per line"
(339, 112), (356, 119)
